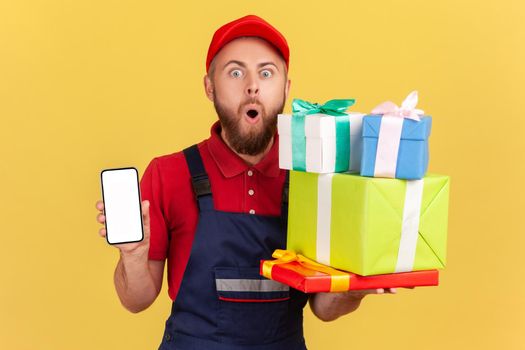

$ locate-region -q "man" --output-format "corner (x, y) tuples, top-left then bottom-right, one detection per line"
(95, 15), (396, 349)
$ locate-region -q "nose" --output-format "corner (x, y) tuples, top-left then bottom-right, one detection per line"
(245, 73), (259, 98)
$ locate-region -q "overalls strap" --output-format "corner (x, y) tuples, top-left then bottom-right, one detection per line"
(183, 144), (213, 211)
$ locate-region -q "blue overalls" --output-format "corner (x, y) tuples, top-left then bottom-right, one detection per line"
(158, 144), (310, 350)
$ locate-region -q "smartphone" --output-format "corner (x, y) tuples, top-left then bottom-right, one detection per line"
(100, 167), (144, 245)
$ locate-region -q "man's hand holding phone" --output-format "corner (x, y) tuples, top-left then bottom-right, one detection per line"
(96, 199), (151, 256)
(97, 167), (151, 256)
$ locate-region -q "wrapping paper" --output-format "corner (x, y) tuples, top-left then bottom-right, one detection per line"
(287, 171), (450, 276)
(260, 250), (439, 293)
(360, 91), (432, 180)
(278, 98), (364, 173)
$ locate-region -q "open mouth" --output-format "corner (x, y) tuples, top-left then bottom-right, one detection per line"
(242, 104), (262, 124)
(246, 109), (259, 119)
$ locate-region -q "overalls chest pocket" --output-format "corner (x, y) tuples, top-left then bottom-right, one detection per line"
(214, 266), (292, 345)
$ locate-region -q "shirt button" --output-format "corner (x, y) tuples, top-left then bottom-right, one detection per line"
(249, 209), (255, 214)
(247, 170), (254, 176)
(248, 189), (254, 196)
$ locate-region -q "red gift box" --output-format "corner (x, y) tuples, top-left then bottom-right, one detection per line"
(261, 250), (439, 293)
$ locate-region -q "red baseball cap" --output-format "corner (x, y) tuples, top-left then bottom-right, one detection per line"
(205, 15), (289, 73)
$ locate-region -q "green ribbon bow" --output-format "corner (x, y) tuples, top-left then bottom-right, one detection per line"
(292, 98), (355, 117)
(291, 98), (356, 172)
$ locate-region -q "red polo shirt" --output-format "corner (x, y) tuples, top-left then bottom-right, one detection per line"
(139, 120), (286, 301)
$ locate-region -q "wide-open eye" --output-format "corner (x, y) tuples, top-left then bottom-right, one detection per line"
(230, 69), (243, 78)
(261, 69), (272, 78)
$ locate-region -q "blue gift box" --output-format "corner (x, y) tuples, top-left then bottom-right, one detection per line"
(360, 115), (432, 180)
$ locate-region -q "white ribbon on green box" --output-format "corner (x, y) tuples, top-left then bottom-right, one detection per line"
(316, 173), (334, 265)
(395, 179), (424, 272)
(287, 171), (449, 276)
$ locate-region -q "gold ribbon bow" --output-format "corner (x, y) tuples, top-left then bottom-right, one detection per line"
(262, 249), (350, 292)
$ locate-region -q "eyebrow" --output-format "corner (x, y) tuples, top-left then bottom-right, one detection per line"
(222, 60), (280, 71)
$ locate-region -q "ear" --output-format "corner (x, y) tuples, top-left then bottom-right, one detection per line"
(204, 74), (214, 102)
(284, 78), (291, 101)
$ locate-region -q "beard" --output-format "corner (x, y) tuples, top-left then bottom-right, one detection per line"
(213, 91), (286, 156)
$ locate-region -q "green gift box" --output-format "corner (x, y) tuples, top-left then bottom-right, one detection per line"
(286, 171), (450, 276)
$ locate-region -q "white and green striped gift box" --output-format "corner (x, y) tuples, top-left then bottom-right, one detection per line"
(286, 171), (450, 276)
(278, 112), (365, 173)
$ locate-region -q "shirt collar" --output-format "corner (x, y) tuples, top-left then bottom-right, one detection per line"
(207, 120), (281, 178)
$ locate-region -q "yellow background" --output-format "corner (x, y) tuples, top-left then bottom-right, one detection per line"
(1, 0), (523, 349)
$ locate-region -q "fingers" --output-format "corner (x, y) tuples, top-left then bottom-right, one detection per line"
(372, 288), (397, 294)
(96, 200), (106, 238)
(142, 200), (151, 239)
(351, 288), (384, 300)
(358, 288), (399, 295)
(367, 288), (384, 294)
(95, 199), (149, 242)
(96, 213), (105, 223)
(142, 200), (150, 215)
(99, 227), (106, 237)
(96, 200), (104, 211)
(357, 288), (384, 295)
(96, 200), (105, 223)
(142, 200), (150, 223)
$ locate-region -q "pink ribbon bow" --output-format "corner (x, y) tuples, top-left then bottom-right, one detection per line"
(371, 91), (424, 121)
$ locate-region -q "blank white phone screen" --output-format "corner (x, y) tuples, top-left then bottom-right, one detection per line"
(101, 168), (143, 244)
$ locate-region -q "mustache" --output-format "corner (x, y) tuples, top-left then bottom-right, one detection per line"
(238, 98), (265, 115)
(241, 98), (261, 106)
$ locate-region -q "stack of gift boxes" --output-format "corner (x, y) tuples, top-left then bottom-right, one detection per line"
(260, 91), (450, 293)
